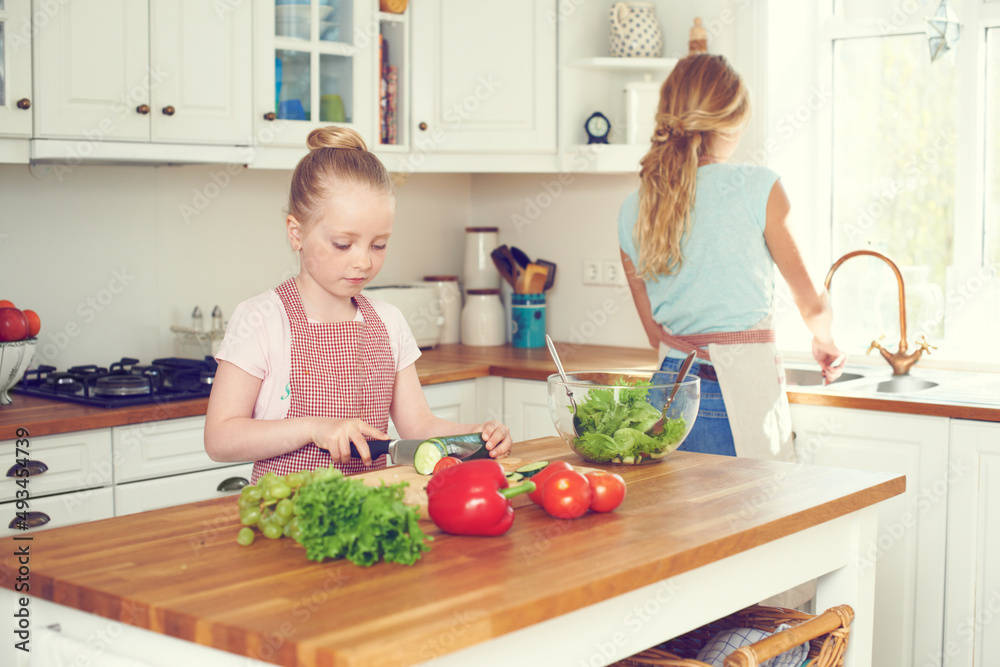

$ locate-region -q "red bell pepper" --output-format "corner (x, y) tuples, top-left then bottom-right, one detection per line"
(426, 459), (535, 536)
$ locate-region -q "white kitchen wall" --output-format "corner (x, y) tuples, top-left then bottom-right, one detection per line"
(0, 163), (472, 368)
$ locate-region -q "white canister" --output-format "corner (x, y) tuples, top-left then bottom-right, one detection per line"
(625, 76), (662, 145)
(423, 275), (462, 345)
(461, 289), (505, 346)
(463, 226), (500, 291)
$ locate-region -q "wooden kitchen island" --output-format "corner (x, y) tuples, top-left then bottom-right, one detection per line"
(0, 438), (903, 667)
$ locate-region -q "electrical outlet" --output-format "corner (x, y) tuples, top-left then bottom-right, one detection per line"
(582, 259), (601, 285)
(602, 259), (625, 286)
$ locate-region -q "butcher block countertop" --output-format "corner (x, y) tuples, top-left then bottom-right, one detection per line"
(0, 438), (904, 667)
(2, 343), (997, 441)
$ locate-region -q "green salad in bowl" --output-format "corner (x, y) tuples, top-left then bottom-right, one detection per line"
(547, 370), (700, 465)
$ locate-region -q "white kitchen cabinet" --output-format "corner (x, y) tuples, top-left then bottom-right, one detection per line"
(943, 419), (1000, 667)
(112, 416), (238, 484)
(115, 462), (253, 516)
(0, 487), (114, 538)
(503, 378), (558, 442)
(789, 404), (949, 667)
(0, 0), (33, 144)
(409, 0), (556, 154)
(252, 0), (376, 151)
(388, 379), (480, 438)
(32, 0), (251, 155)
(0, 428), (113, 503)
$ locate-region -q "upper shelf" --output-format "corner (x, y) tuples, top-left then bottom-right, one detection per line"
(566, 57), (679, 72)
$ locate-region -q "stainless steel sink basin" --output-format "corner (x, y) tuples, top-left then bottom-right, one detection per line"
(846, 375), (939, 394)
(785, 368), (863, 387)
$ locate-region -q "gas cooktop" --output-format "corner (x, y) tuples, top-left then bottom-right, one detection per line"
(13, 357), (217, 409)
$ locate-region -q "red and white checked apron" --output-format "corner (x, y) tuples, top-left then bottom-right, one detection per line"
(251, 279), (395, 483)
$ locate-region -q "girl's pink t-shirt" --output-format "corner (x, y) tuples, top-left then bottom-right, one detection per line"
(215, 290), (421, 420)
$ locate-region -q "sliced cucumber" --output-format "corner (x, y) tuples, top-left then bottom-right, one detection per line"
(413, 440), (446, 475)
(514, 461), (550, 478)
(505, 472), (524, 483)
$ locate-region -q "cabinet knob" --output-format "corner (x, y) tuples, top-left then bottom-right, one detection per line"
(418, 122), (428, 131)
(263, 111), (277, 121)
(16, 98), (31, 110)
(162, 105), (175, 116)
(136, 104), (150, 115)
(8, 511), (51, 531)
(217, 476), (249, 492)
(6, 460), (49, 478)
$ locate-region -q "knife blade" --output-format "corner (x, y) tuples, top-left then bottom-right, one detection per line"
(350, 433), (489, 465)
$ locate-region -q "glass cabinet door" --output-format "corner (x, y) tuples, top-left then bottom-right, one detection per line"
(273, 0), (356, 126)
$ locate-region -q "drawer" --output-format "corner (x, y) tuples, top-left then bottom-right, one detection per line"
(0, 429), (113, 502)
(115, 463), (254, 516)
(0, 487), (114, 538)
(113, 416), (235, 483)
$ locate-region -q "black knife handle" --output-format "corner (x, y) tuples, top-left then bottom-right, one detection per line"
(350, 439), (391, 459)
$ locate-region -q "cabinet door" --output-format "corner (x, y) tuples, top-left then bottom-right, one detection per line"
(0, 0), (32, 137)
(0, 487), (113, 537)
(789, 404), (949, 667)
(0, 429), (112, 502)
(115, 462), (253, 516)
(112, 416), (235, 483)
(387, 380), (478, 439)
(253, 0), (375, 148)
(943, 419), (1000, 667)
(410, 0), (556, 153)
(33, 0), (149, 141)
(149, 0), (251, 145)
(503, 379), (557, 442)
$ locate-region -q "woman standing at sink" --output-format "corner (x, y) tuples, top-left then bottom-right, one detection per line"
(618, 54), (844, 462)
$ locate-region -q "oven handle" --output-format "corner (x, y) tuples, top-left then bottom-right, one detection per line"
(217, 476), (249, 492)
(9, 511), (51, 530)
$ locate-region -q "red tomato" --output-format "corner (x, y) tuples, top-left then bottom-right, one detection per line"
(541, 470), (592, 520)
(23, 309), (41, 338)
(585, 471), (626, 513)
(0, 300), (14, 308)
(433, 456), (461, 474)
(0, 307), (28, 342)
(528, 460), (574, 505)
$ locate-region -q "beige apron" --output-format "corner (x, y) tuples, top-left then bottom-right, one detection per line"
(659, 316), (814, 608)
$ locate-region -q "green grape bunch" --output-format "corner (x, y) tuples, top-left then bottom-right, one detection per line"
(236, 467), (340, 546)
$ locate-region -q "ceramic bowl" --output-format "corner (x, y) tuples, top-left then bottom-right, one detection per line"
(547, 369), (700, 465)
(0, 338), (37, 405)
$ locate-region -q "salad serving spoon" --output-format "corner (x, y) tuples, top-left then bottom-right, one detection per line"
(545, 334), (581, 437)
(647, 350), (697, 436)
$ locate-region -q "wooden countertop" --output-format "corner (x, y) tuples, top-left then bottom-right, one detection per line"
(0, 438), (904, 667)
(2, 343), (997, 441)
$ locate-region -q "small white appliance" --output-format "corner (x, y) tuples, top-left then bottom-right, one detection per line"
(361, 283), (444, 349)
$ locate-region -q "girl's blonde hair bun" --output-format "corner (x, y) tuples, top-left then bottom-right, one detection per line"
(306, 126), (368, 152)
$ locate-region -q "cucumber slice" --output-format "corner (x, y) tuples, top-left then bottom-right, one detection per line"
(514, 461), (550, 478)
(505, 472), (524, 483)
(413, 440), (446, 475)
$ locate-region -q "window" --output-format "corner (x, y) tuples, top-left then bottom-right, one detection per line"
(821, 0), (1000, 366)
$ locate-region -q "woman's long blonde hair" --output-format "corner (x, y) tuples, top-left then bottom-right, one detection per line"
(288, 126), (395, 227)
(635, 54), (750, 279)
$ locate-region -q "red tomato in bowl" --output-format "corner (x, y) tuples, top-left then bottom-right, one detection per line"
(0, 300), (14, 308)
(585, 471), (626, 513)
(23, 310), (41, 338)
(528, 460), (574, 505)
(542, 470), (592, 520)
(432, 456), (461, 474)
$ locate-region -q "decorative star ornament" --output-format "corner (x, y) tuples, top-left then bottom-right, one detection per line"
(926, 0), (961, 63)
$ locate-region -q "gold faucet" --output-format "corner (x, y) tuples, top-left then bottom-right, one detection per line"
(824, 249), (936, 376)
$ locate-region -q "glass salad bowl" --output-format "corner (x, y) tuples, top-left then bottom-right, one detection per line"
(547, 369), (700, 465)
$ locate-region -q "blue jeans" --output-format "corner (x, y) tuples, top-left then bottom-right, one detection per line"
(656, 356), (736, 457)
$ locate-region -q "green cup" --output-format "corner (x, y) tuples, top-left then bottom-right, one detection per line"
(320, 94), (346, 123)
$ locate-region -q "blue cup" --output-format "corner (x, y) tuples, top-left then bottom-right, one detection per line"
(511, 293), (546, 348)
(278, 99), (306, 121)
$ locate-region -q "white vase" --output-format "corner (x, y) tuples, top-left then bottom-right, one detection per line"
(609, 2), (663, 58)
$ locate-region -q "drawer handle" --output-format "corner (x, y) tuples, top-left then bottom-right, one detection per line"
(136, 104), (150, 115)
(9, 511), (51, 531)
(263, 111), (277, 121)
(17, 98), (31, 110)
(217, 476), (249, 492)
(6, 460), (49, 478)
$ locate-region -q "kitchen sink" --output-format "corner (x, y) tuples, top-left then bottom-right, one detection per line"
(844, 375), (939, 394)
(784, 368), (863, 387)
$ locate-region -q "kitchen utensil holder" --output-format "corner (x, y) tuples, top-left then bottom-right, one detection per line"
(612, 604), (853, 667)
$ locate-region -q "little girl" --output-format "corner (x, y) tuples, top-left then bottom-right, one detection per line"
(205, 127), (512, 482)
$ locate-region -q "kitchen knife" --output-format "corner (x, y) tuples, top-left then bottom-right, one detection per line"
(350, 433), (490, 465)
